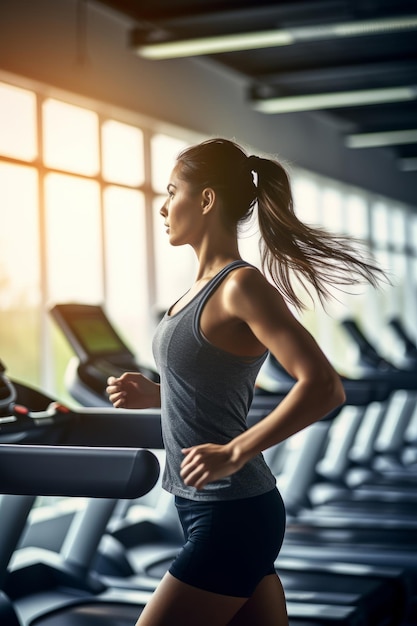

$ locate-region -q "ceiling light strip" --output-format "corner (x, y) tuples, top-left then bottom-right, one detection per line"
(134, 15), (417, 59)
(136, 31), (294, 59)
(346, 129), (417, 148)
(251, 86), (417, 114)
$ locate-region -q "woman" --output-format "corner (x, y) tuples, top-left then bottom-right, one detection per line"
(107, 138), (383, 626)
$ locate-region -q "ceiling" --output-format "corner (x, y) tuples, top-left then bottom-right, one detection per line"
(94, 0), (417, 172)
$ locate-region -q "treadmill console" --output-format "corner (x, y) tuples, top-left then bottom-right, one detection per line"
(50, 303), (159, 406)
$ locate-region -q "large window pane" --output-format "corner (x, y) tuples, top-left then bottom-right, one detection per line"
(0, 82), (37, 161)
(345, 195), (369, 240)
(390, 207), (406, 249)
(371, 202), (389, 246)
(102, 121), (144, 186)
(151, 134), (187, 193)
(43, 99), (99, 175)
(45, 173), (103, 302)
(321, 188), (344, 234)
(0, 163), (41, 383)
(104, 186), (151, 363)
(293, 176), (320, 224)
(409, 214), (417, 254)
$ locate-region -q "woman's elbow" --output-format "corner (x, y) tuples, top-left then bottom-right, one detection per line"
(329, 372), (346, 408)
(313, 369), (346, 411)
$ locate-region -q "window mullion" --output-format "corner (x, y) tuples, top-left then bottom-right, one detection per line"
(142, 129), (157, 336)
(37, 93), (53, 393)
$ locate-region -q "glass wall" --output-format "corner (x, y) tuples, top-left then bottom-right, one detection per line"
(0, 75), (416, 401)
(0, 76), (201, 401)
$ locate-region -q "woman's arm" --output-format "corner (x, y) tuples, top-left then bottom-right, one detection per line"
(180, 267), (345, 489)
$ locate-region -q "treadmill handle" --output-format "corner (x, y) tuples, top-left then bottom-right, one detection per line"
(0, 444), (160, 499)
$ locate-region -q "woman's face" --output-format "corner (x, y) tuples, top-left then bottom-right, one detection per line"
(160, 164), (204, 247)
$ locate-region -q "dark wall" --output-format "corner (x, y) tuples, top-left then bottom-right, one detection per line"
(0, 0), (416, 207)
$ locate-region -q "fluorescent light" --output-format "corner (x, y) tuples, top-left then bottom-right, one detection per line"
(251, 86), (417, 114)
(398, 157), (417, 172)
(346, 129), (417, 148)
(133, 15), (417, 59)
(135, 31), (294, 59)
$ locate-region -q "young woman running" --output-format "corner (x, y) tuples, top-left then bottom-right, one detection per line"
(107, 138), (383, 626)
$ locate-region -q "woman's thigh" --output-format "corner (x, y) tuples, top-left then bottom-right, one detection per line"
(228, 573), (289, 626)
(136, 572), (247, 626)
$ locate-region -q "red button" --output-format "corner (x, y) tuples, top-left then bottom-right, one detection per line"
(13, 404), (29, 415)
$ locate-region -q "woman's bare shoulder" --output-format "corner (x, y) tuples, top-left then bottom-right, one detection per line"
(224, 264), (291, 323)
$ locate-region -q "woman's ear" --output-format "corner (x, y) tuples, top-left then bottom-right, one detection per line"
(201, 187), (215, 214)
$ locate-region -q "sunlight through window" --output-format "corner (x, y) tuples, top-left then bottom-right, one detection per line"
(151, 134), (187, 193)
(43, 99), (99, 175)
(345, 195), (369, 240)
(45, 173), (102, 303)
(322, 188), (344, 234)
(371, 202), (389, 246)
(104, 185), (150, 358)
(292, 176), (320, 225)
(0, 162), (41, 383)
(390, 207), (406, 249)
(0, 82), (37, 160)
(102, 121), (144, 186)
(410, 215), (417, 254)
(0, 163), (40, 308)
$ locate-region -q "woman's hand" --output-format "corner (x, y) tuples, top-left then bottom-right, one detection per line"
(106, 372), (161, 409)
(180, 442), (244, 490)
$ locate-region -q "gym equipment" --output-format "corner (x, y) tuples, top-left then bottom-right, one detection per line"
(50, 303), (159, 406)
(0, 360), (161, 625)
(0, 362), (411, 626)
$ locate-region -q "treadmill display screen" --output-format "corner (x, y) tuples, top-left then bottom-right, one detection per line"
(71, 317), (127, 355)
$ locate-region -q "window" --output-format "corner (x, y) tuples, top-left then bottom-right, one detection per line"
(0, 162), (41, 385)
(151, 134), (186, 193)
(104, 186), (149, 360)
(102, 121), (144, 186)
(0, 75), (416, 400)
(45, 173), (103, 303)
(0, 82), (37, 160)
(43, 99), (99, 176)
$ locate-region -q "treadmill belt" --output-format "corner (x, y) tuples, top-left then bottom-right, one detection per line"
(32, 602), (144, 625)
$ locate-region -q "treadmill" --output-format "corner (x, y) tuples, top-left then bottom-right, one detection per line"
(49, 303), (159, 407)
(0, 362), (393, 626)
(0, 361), (160, 626)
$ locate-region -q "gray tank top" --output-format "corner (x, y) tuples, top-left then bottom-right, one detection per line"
(152, 260), (276, 501)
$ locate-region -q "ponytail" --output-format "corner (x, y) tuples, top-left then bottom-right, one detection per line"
(253, 156), (385, 310)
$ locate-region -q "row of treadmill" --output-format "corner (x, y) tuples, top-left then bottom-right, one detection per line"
(0, 302), (417, 626)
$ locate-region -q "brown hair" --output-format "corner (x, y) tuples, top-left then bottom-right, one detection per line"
(176, 138), (385, 310)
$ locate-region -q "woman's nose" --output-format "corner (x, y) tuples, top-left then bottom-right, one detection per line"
(160, 202), (167, 217)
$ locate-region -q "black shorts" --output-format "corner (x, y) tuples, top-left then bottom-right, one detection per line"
(169, 488), (286, 597)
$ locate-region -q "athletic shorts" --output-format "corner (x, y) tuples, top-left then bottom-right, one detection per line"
(169, 487), (286, 597)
